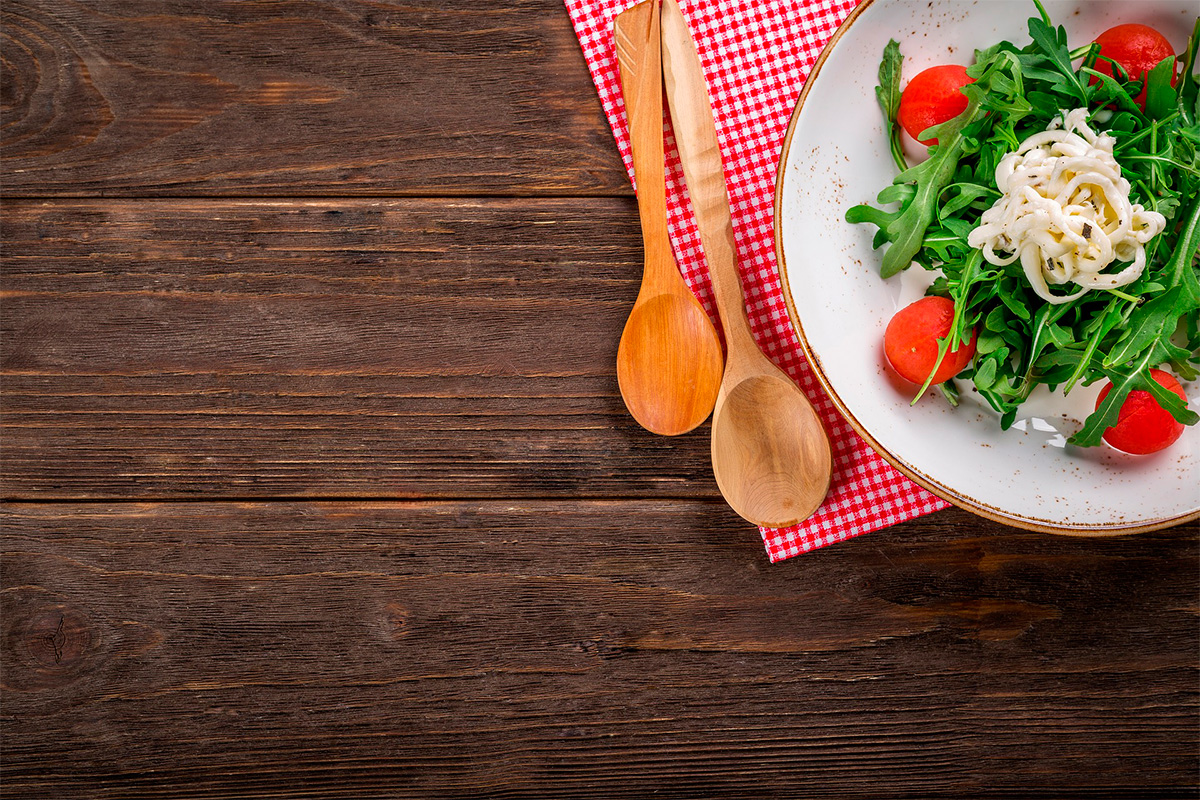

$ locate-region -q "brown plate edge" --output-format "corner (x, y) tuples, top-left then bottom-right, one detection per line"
(770, 0), (1200, 537)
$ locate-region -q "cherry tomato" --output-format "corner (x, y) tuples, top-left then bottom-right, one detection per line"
(1091, 24), (1177, 109)
(897, 65), (973, 145)
(884, 296), (977, 385)
(1095, 369), (1188, 455)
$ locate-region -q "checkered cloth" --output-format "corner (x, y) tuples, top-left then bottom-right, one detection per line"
(565, 0), (950, 560)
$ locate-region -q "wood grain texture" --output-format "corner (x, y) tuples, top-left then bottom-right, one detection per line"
(0, 0), (629, 196)
(2, 501), (1198, 799)
(1, 197), (727, 499)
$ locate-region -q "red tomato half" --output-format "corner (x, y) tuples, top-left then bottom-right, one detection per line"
(1095, 369), (1188, 455)
(897, 65), (973, 145)
(884, 296), (977, 385)
(1092, 24), (1177, 109)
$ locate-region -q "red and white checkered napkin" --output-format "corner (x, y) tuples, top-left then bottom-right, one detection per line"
(566, 0), (950, 560)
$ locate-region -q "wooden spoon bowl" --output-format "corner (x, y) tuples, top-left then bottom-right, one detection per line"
(618, 292), (723, 437)
(711, 372), (831, 527)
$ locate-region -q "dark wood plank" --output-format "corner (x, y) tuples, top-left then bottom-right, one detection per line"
(1, 0), (628, 197)
(1, 198), (723, 499)
(2, 501), (1197, 799)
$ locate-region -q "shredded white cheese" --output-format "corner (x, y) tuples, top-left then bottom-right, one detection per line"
(967, 108), (1166, 304)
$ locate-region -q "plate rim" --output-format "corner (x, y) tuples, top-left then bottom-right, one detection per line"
(771, 0), (1200, 536)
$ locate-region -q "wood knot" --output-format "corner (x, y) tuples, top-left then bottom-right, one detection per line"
(384, 601), (410, 641)
(574, 635), (626, 660)
(5, 603), (95, 690)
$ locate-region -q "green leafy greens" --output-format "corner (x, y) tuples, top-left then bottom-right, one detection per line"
(847, 3), (1200, 447)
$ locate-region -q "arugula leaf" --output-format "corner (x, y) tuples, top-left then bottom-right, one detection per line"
(1080, 67), (1148, 117)
(845, 200), (893, 224)
(1104, 287), (1182, 368)
(1060, 298), (1125, 392)
(1026, 14), (1086, 104)
(1178, 16), (1200, 124)
(1145, 378), (1200, 426)
(1069, 352), (1156, 448)
(878, 95), (986, 277)
(1029, 313), (1073, 364)
(1164, 195), (1200, 302)
(876, 39), (907, 173)
(939, 183), (999, 217)
(1145, 55), (1179, 120)
(973, 356), (999, 390)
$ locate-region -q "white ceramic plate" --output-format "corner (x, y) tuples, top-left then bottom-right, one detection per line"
(775, 0), (1199, 533)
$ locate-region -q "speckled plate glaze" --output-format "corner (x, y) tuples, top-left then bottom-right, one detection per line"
(775, 0), (1200, 533)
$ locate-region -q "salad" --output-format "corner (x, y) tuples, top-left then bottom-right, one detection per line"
(847, 1), (1200, 455)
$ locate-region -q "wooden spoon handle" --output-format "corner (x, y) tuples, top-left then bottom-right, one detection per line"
(614, 1), (673, 281)
(659, 0), (757, 357)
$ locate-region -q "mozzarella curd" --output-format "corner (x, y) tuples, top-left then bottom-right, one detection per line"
(967, 108), (1166, 304)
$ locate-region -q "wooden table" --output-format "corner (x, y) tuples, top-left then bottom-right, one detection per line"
(2, 2), (1197, 797)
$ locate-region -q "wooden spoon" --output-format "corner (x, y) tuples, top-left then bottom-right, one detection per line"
(613, 0), (724, 437)
(660, 0), (831, 527)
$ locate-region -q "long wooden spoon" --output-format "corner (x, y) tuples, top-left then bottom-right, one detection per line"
(613, 0), (724, 437)
(660, 0), (831, 526)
